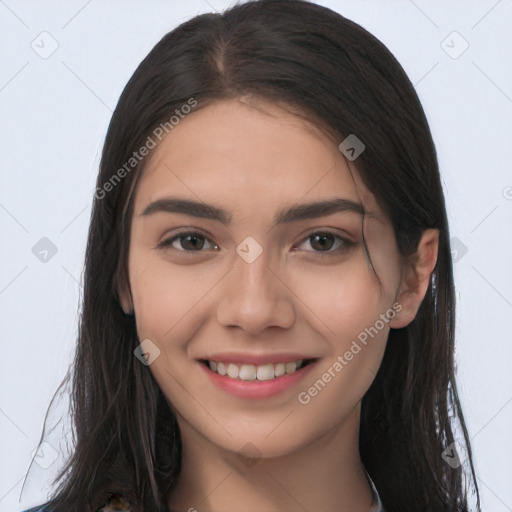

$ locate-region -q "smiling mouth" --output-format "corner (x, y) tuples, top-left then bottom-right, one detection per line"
(199, 358), (317, 381)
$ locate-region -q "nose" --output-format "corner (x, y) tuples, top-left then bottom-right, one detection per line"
(215, 246), (296, 336)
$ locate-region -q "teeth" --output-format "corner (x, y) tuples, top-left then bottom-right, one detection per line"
(256, 363), (274, 381)
(207, 359), (305, 380)
(274, 363), (285, 377)
(216, 362), (227, 376)
(285, 361), (297, 374)
(239, 364), (256, 380)
(227, 363), (239, 379)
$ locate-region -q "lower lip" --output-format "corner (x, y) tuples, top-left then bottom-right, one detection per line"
(199, 361), (317, 399)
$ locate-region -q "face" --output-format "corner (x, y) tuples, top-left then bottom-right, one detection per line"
(121, 98), (406, 459)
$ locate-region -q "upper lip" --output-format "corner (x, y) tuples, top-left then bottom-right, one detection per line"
(197, 353), (319, 366)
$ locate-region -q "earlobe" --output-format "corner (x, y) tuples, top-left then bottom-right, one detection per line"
(117, 280), (134, 316)
(389, 228), (439, 329)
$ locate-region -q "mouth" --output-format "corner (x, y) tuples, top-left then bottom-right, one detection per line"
(198, 358), (318, 381)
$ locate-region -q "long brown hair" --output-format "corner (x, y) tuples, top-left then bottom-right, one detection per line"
(23, 1), (480, 510)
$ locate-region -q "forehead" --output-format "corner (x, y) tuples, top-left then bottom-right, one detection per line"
(133, 98), (382, 220)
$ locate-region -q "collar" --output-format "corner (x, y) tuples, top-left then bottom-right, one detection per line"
(364, 467), (385, 512)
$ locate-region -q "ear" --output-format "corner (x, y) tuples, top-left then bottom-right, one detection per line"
(389, 228), (439, 329)
(116, 273), (134, 316)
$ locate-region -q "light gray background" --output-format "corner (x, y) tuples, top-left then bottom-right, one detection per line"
(1, 1), (511, 511)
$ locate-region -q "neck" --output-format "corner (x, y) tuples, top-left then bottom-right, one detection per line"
(167, 403), (376, 512)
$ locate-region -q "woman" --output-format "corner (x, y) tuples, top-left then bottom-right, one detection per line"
(20, 0), (481, 510)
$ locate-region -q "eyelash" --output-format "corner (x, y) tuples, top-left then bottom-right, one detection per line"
(155, 229), (355, 256)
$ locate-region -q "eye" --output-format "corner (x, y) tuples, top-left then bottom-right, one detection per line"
(155, 230), (354, 255)
(295, 231), (355, 255)
(156, 231), (218, 252)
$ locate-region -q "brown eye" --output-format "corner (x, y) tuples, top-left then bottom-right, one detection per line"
(156, 232), (218, 252)
(309, 233), (335, 251)
(179, 234), (206, 251)
(296, 231), (355, 255)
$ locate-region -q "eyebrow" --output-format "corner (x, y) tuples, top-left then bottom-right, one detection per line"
(139, 197), (365, 226)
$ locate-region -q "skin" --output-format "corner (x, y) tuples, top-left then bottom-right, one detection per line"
(119, 97), (439, 512)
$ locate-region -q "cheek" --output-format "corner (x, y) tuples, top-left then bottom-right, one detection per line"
(128, 256), (202, 344)
(289, 251), (392, 341)
(294, 261), (393, 413)
(287, 248), (398, 401)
